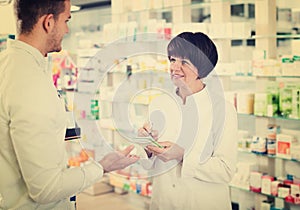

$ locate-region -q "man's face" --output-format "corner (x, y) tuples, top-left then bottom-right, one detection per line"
(48, 0), (71, 53)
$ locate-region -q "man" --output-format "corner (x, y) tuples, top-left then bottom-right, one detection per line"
(0, 0), (139, 209)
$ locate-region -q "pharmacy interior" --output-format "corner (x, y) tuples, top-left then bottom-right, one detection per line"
(1, 0), (300, 209)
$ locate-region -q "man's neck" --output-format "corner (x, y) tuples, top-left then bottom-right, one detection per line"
(18, 33), (47, 57)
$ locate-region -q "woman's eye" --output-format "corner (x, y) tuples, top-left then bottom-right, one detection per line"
(170, 58), (176, 63)
(182, 60), (188, 65)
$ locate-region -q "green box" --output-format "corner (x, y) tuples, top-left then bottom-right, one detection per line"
(279, 82), (297, 118)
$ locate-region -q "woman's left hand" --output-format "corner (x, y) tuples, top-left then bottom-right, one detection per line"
(145, 141), (184, 162)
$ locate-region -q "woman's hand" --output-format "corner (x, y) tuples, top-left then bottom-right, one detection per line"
(145, 141), (184, 162)
(137, 122), (160, 158)
(137, 122), (159, 140)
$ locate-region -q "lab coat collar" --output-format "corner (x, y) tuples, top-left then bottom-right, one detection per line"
(8, 39), (47, 69)
(183, 86), (208, 105)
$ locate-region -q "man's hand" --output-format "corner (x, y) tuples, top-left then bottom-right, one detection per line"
(146, 141), (184, 162)
(99, 145), (139, 173)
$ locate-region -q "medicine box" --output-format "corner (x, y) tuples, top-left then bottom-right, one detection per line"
(291, 184), (300, 194)
(83, 180), (113, 196)
(250, 171), (263, 193)
(271, 181), (281, 196)
(278, 187), (290, 198)
(261, 175), (275, 195)
(236, 92), (254, 114)
(254, 93), (267, 116)
(291, 88), (300, 119)
(276, 134), (296, 159)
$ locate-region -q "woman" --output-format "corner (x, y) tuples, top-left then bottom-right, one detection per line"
(139, 32), (238, 210)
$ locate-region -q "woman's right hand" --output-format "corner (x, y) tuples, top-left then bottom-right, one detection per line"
(137, 122), (159, 158)
(137, 122), (159, 140)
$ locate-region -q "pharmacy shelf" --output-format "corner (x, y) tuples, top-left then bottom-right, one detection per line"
(97, 118), (136, 133)
(237, 113), (300, 122)
(237, 149), (300, 163)
(252, 34), (300, 39)
(216, 74), (300, 79)
(230, 184), (300, 206)
(112, 0), (256, 15)
(213, 33), (300, 41)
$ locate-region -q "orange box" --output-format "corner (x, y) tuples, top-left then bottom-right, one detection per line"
(276, 134), (296, 159)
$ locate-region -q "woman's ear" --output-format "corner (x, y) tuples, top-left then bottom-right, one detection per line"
(42, 14), (55, 33)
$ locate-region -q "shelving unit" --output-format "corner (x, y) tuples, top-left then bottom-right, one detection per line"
(230, 155), (300, 209)
(229, 74), (300, 209)
(230, 184), (300, 209)
(238, 149), (300, 165)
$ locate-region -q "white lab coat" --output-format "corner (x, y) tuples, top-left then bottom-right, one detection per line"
(0, 40), (103, 209)
(141, 87), (237, 210)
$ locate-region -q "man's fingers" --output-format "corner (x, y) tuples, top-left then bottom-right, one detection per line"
(120, 145), (135, 156)
(118, 155), (140, 169)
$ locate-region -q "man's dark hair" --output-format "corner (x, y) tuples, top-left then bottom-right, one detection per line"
(14, 0), (67, 34)
(167, 32), (218, 79)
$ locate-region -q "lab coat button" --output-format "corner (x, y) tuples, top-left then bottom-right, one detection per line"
(172, 184), (175, 188)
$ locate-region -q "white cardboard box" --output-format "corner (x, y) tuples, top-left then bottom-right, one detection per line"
(83, 181), (113, 196)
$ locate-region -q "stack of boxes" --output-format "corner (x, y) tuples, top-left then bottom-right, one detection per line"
(249, 173), (300, 207)
(227, 81), (300, 120)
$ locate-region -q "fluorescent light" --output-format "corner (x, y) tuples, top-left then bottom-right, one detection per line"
(71, 5), (81, 12)
(292, 8), (300, 13)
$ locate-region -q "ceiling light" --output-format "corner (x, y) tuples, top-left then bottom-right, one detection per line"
(0, 0), (12, 6)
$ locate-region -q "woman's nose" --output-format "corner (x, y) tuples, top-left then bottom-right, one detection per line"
(171, 60), (182, 70)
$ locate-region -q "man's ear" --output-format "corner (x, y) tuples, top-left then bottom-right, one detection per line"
(42, 14), (55, 33)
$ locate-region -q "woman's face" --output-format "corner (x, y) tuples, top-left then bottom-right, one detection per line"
(169, 56), (199, 90)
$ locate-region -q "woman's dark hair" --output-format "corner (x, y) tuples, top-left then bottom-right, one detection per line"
(167, 32), (218, 79)
(14, 0), (67, 34)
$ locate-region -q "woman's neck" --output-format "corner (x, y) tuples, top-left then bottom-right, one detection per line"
(177, 82), (206, 105)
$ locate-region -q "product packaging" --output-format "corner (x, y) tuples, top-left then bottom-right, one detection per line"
(279, 82), (298, 118)
(236, 92), (254, 114)
(251, 136), (267, 154)
(276, 134), (297, 159)
(250, 171), (263, 193)
(254, 93), (267, 116)
(262, 175), (275, 195)
(271, 181), (281, 196)
(291, 88), (300, 119)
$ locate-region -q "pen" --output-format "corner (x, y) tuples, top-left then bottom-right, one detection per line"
(143, 126), (164, 148)
(143, 125), (153, 137)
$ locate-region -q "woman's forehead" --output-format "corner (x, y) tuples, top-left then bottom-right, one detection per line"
(170, 55), (190, 59)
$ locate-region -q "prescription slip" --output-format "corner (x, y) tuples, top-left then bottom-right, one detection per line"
(132, 137), (163, 148)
